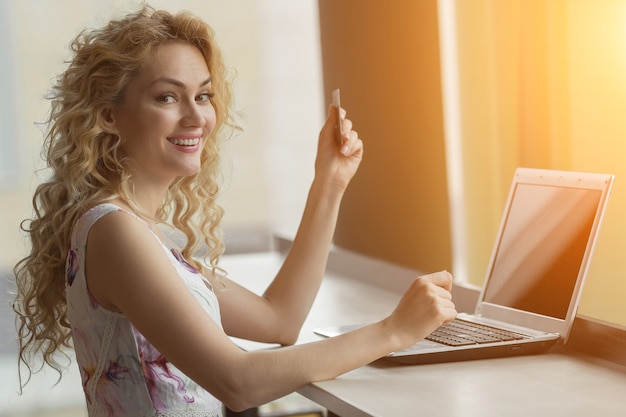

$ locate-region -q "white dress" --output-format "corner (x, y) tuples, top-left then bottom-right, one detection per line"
(66, 203), (223, 417)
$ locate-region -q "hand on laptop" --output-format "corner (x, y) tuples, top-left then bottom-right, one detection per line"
(384, 270), (457, 350)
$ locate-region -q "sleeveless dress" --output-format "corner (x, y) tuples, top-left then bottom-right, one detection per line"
(65, 203), (224, 417)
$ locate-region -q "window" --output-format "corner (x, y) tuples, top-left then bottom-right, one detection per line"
(0, 1), (21, 189)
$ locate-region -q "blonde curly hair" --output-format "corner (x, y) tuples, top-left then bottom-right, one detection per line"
(13, 5), (236, 386)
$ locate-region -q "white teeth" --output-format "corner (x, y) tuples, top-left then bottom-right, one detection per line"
(169, 137), (200, 146)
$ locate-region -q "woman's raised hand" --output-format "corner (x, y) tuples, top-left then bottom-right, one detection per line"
(314, 104), (364, 192)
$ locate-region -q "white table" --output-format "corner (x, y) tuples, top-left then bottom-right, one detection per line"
(221, 249), (626, 417)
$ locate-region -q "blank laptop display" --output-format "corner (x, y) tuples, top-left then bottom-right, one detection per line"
(316, 167), (614, 364)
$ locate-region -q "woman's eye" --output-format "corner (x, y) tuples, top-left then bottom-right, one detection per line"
(197, 92), (215, 103)
(158, 94), (177, 104)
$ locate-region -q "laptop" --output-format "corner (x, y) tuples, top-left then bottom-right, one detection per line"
(316, 167), (614, 364)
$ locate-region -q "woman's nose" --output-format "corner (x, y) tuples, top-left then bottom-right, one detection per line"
(181, 102), (207, 127)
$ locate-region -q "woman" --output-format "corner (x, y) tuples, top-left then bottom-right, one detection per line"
(13, 5), (456, 416)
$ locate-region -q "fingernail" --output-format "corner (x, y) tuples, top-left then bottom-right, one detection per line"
(341, 144), (350, 155)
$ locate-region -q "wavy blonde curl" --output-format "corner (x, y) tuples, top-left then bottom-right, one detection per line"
(12, 5), (237, 387)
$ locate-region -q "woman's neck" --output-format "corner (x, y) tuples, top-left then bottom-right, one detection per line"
(125, 177), (171, 219)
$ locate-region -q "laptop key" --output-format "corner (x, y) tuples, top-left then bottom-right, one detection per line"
(426, 319), (528, 346)
(426, 334), (476, 346)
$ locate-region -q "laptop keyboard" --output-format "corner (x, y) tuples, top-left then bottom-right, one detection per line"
(426, 318), (528, 346)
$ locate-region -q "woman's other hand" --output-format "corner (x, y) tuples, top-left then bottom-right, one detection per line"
(314, 104), (364, 192)
(383, 270), (457, 350)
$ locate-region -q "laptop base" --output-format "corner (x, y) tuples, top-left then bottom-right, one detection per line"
(386, 338), (558, 365)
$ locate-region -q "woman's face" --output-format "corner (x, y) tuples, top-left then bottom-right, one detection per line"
(108, 41), (216, 185)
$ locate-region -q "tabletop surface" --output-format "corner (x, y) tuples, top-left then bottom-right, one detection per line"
(221, 251), (626, 417)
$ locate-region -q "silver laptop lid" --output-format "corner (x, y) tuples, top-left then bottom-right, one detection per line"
(475, 168), (614, 341)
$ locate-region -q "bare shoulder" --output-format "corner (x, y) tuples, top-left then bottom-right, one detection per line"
(86, 208), (163, 280)
(85, 208), (175, 311)
(87, 208), (156, 250)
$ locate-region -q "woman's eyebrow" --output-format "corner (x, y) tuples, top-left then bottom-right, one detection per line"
(151, 76), (212, 88)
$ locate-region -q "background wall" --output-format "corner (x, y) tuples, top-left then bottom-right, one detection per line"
(567, 0), (626, 325)
(318, 0), (453, 274)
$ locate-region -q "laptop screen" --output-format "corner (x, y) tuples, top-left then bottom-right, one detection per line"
(482, 183), (602, 320)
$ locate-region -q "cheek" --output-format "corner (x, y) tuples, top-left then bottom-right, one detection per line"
(206, 105), (218, 128)
(115, 109), (163, 141)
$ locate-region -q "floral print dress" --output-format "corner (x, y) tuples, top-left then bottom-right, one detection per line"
(66, 204), (223, 417)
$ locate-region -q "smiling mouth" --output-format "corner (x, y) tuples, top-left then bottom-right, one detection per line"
(167, 137), (201, 146)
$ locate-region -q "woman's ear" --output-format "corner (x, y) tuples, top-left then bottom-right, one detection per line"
(100, 107), (117, 134)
